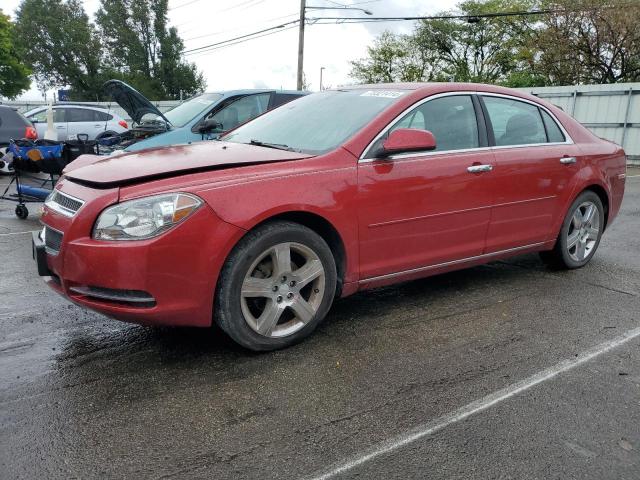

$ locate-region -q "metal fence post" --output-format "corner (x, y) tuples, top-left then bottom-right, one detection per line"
(571, 89), (578, 116)
(621, 87), (633, 149)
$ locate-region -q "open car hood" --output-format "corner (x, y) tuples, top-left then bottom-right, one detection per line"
(63, 141), (312, 188)
(103, 79), (171, 126)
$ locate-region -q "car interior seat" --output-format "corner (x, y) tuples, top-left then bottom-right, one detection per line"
(499, 113), (541, 146)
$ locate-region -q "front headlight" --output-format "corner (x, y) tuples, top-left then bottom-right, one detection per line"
(93, 193), (202, 241)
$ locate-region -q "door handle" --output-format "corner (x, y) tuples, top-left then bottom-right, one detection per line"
(467, 164), (493, 173)
(56, 126), (65, 129)
(560, 157), (577, 164)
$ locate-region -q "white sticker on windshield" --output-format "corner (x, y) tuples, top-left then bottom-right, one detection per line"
(360, 90), (406, 98)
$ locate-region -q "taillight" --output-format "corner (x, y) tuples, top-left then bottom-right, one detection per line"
(118, 120), (128, 129)
(25, 126), (38, 140)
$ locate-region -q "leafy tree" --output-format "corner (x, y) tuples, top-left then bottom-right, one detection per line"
(14, 0), (104, 99)
(351, 31), (436, 83)
(533, 0), (640, 84)
(351, 0), (538, 86)
(96, 0), (205, 99)
(0, 10), (31, 99)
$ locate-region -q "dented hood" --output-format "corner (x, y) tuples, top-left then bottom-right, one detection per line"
(63, 141), (312, 188)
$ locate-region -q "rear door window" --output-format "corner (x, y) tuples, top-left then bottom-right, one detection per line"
(482, 96), (547, 146)
(66, 108), (95, 122)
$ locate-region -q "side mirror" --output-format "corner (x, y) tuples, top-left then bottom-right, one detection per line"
(376, 128), (436, 157)
(198, 118), (223, 134)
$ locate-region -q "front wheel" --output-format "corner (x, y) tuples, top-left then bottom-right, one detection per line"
(215, 221), (337, 351)
(540, 190), (604, 269)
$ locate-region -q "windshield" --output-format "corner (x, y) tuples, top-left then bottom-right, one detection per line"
(141, 93), (223, 128)
(223, 89), (406, 154)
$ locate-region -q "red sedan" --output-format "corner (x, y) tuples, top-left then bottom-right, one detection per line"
(34, 83), (627, 350)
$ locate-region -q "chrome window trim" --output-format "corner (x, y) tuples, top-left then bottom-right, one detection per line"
(480, 92), (573, 146)
(359, 91), (574, 162)
(44, 190), (85, 218)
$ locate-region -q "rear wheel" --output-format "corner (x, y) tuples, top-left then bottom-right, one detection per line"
(215, 221), (337, 351)
(540, 190), (604, 269)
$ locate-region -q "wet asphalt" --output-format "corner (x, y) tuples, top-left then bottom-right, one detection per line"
(1, 171), (640, 480)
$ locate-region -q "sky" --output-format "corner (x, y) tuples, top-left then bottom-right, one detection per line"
(3, 0), (459, 100)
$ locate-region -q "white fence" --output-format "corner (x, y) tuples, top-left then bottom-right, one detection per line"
(518, 83), (640, 164)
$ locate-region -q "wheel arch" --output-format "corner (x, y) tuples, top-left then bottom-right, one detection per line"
(247, 210), (348, 297)
(96, 130), (118, 139)
(582, 184), (610, 231)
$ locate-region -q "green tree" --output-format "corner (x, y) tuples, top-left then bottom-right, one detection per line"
(351, 31), (436, 83)
(96, 0), (205, 99)
(14, 0), (103, 99)
(0, 10), (31, 99)
(533, 0), (640, 85)
(351, 0), (539, 86)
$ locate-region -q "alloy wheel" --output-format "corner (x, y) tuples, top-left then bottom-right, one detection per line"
(566, 201), (600, 262)
(240, 242), (326, 338)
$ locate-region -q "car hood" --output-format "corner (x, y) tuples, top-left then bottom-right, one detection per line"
(63, 141), (313, 188)
(103, 79), (170, 126)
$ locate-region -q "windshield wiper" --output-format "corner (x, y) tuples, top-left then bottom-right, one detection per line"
(248, 139), (295, 151)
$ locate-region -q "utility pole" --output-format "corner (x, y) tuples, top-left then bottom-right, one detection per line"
(297, 0), (306, 91)
(297, 4), (372, 91)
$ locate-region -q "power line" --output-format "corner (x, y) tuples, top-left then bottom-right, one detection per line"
(307, 9), (562, 23)
(169, 0), (205, 11)
(186, 24), (300, 58)
(181, 5), (631, 57)
(183, 20), (300, 55)
(182, 12), (299, 42)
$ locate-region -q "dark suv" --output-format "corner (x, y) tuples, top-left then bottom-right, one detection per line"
(0, 106), (38, 174)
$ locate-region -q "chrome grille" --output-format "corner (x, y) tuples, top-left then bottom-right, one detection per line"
(45, 190), (84, 217)
(44, 226), (63, 255)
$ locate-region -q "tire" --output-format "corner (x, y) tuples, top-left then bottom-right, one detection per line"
(215, 221), (337, 351)
(15, 204), (28, 220)
(96, 130), (117, 139)
(540, 190), (604, 269)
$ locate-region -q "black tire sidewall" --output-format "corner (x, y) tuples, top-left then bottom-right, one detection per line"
(557, 191), (604, 269)
(215, 221), (337, 351)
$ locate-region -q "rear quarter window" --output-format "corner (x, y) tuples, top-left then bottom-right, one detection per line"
(94, 110), (113, 122)
(541, 110), (566, 143)
(271, 93), (303, 108)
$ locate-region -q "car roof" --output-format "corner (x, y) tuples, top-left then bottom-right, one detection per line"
(46, 104), (106, 110)
(209, 89), (308, 97)
(340, 82), (542, 99)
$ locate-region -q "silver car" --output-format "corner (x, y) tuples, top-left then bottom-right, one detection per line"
(23, 104), (129, 141)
